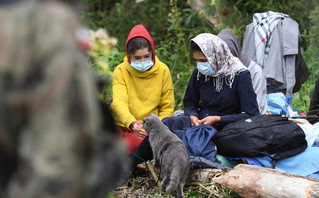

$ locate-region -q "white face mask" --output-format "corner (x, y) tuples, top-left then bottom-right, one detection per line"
(131, 59), (154, 72)
(197, 62), (215, 76)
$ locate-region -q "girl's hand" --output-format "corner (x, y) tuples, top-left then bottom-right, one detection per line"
(198, 116), (221, 126)
(132, 122), (147, 140)
(190, 115), (199, 126)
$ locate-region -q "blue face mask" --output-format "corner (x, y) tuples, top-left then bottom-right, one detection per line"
(197, 62), (215, 76)
(131, 59), (154, 72)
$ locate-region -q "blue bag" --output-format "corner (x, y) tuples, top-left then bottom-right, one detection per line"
(162, 116), (191, 139)
(182, 124), (217, 162)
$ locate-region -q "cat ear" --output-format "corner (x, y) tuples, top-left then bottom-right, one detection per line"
(150, 112), (155, 116)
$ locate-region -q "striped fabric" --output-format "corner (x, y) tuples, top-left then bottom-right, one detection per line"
(253, 11), (289, 67)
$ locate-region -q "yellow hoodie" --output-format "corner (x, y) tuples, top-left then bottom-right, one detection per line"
(111, 56), (175, 129)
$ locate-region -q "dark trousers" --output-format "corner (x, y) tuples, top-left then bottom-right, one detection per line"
(129, 135), (153, 171)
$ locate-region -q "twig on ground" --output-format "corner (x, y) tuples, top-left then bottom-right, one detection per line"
(146, 160), (163, 191)
(198, 183), (222, 198)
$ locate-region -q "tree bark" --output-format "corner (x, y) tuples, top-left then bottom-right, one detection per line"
(212, 164), (319, 198)
(187, 0), (219, 26)
(137, 162), (224, 183)
(186, 168), (224, 183)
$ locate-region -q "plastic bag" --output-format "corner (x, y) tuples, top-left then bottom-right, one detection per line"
(267, 93), (300, 117)
(286, 96), (301, 118)
(267, 93), (289, 116)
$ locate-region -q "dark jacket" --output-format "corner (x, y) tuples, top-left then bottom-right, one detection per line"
(307, 79), (319, 124)
(183, 68), (259, 131)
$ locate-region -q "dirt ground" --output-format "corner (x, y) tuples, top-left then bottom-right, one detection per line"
(111, 175), (176, 198)
(111, 163), (240, 198)
(111, 165), (177, 198)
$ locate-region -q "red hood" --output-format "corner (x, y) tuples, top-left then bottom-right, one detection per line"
(125, 24), (155, 64)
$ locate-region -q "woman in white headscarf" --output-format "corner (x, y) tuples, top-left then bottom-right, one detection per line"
(184, 33), (259, 131)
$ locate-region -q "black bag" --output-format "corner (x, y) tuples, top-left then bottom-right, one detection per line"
(214, 114), (307, 168)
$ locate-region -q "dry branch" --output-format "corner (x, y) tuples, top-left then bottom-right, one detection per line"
(198, 183), (223, 198)
(146, 161), (163, 191)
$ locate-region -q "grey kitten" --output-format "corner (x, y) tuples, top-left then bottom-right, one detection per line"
(142, 113), (189, 198)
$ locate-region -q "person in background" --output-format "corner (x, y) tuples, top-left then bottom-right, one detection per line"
(110, 24), (175, 155)
(0, 0), (124, 197)
(306, 79), (319, 125)
(184, 33), (259, 130)
(218, 29), (268, 114)
(289, 79), (319, 147)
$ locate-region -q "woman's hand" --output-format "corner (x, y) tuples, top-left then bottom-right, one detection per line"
(190, 115), (199, 126)
(289, 118), (310, 125)
(198, 116), (221, 126)
(132, 122), (147, 140)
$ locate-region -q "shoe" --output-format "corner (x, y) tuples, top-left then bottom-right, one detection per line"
(113, 155), (138, 190)
(113, 174), (132, 190)
(113, 170), (133, 190)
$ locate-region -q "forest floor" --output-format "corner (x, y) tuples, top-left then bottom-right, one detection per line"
(111, 163), (240, 198)
(111, 164), (182, 198)
(111, 174), (176, 198)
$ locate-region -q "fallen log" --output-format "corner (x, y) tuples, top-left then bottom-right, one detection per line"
(186, 168), (224, 183)
(212, 164), (319, 198)
(136, 162), (225, 183)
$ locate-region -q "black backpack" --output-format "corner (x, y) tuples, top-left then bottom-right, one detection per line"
(214, 114), (308, 168)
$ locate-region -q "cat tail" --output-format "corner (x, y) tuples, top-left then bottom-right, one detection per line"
(165, 165), (182, 194)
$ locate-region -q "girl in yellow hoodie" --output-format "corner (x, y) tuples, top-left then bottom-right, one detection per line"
(111, 24), (175, 155)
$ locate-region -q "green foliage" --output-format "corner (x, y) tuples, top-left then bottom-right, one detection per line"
(203, 0), (316, 46)
(105, 50), (126, 71)
(102, 50), (126, 99)
(205, 0), (318, 112)
(81, 0), (170, 50)
(303, 2), (319, 77)
(156, 1), (215, 109)
(292, 2), (319, 112)
(292, 83), (313, 113)
(185, 183), (240, 198)
(66, 0), (319, 113)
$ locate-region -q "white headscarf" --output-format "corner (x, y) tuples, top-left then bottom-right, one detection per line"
(191, 33), (247, 92)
